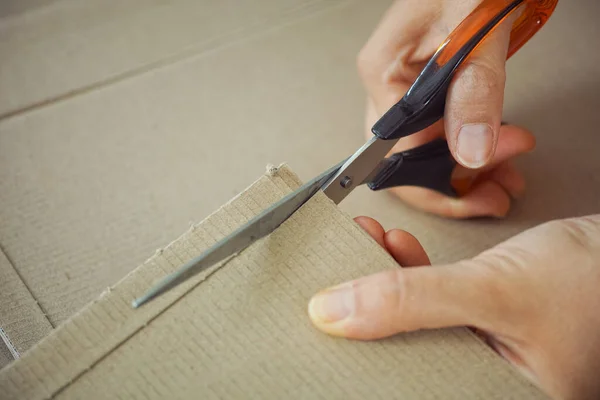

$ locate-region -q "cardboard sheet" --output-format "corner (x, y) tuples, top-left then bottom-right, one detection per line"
(0, 166), (546, 399)
(0, 0), (599, 383)
(0, 248), (52, 368)
(0, 0), (393, 332)
(0, 340), (15, 371)
(0, 0), (349, 119)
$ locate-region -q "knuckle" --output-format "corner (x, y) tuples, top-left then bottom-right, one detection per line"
(356, 44), (414, 88)
(356, 45), (381, 83)
(351, 269), (408, 337)
(466, 253), (523, 320)
(562, 215), (600, 234)
(455, 60), (506, 101)
(391, 269), (412, 327)
(552, 217), (600, 255)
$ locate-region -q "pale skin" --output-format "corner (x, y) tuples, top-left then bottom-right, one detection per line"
(307, 1), (600, 399)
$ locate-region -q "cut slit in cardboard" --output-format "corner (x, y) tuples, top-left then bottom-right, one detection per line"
(0, 165), (548, 399)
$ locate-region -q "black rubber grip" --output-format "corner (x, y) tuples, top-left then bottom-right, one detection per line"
(367, 138), (458, 197)
(371, 1), (521, 141)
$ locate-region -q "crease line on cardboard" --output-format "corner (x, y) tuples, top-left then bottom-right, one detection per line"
(0, 0), (349, 122)
(31, 165), (297, 398)
(0, 327), (19, 360)
(0, 243), (54, 331)
(54, 259), (232, 398)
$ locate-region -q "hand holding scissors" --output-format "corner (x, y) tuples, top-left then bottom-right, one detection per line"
(132, 0), (558, 308)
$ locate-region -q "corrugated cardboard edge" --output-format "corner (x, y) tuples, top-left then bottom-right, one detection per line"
(0, 164), (547, 399)
(0, 246), (53, 369)
(0, 163), (308, 399)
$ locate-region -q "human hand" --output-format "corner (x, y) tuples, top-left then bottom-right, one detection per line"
(359, 0), (536, 218)
(308, 215), (600, 400)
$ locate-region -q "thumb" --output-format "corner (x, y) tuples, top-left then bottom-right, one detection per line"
(308, 261), (498, 340)
(444, 13), (515, 169)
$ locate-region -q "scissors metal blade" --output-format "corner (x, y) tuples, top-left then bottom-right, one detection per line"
(322, 136), (399, 204)
(131, 161), (345, 308)
(132, 135), (399, 308)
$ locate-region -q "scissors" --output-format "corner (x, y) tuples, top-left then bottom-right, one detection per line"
(132, 0), (558, 308)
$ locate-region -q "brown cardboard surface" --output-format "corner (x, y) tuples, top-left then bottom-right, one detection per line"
(0, 248), (52, 360)
(0, 166), (547, 399)
(0, 0), (391, 330)
(0, 0), (50, 19)
(0, 0), (599, 381)
(0, 340), (14, 371)
(0, 0), (348, 119)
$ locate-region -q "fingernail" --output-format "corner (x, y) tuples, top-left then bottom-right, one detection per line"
(457, 123), (493, 168)
(309, 285), (355, 323)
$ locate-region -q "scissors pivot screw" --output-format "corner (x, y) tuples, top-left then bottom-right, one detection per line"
(340, 176), (353, 188)
(131, 0), (557, 308)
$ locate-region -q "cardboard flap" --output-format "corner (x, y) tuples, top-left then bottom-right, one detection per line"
(0, 166), (546, 399)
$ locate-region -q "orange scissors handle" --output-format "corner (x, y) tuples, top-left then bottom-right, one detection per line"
(373, 0), (559, 142)
(367, 0), (558, 197)
(508, 0), (558, 57)
(438, 0), (559, 64)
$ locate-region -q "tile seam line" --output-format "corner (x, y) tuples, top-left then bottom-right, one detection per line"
(0, 0), (352, 123)
(0, 242), (55, 330)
